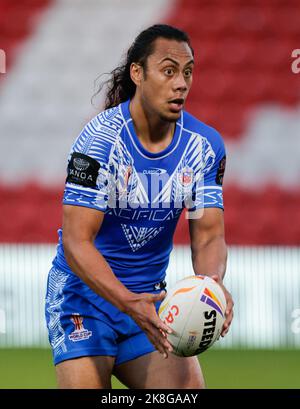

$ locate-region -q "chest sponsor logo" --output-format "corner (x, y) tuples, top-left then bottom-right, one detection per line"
(142, 168), (167, 175)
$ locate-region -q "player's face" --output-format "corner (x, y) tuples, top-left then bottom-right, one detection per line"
(140, 38), (194, 122)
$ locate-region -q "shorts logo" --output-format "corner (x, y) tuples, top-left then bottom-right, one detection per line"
(68, 313), (92, 342)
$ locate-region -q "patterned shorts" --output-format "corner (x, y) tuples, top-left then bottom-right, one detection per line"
(45, 265), (161, 366)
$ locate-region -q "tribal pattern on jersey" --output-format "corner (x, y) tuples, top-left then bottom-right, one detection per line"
(121, 224), (165, 252)
(152, 132), (216, 209)
(108, 135), (149, 208)
(55, 99), (226, 291)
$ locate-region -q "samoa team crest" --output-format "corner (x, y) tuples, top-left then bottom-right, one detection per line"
(68, 313), (92, 342)
(178, 167), (194, 187)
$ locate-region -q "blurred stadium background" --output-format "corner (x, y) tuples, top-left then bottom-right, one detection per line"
(0, 0), (300, 389)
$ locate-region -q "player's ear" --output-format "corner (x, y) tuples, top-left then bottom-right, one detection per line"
(130, 62), (143, 86)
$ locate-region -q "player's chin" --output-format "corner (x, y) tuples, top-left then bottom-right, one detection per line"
(161, 109), (181, 122)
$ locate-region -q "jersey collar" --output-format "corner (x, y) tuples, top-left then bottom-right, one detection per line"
(120, 99), (183, 159)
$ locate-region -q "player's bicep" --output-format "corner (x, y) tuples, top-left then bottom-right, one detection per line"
(62, 204), (105, 245)
(189, 207), (225, 247)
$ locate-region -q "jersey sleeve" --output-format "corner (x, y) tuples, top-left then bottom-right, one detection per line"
(188, 129), (226, 212)
(63, 115), (116, 212)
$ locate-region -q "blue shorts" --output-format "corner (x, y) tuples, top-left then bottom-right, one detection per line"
(45, 266), (163, 366)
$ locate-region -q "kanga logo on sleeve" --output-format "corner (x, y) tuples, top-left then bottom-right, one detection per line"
(66, 152), (100, 188)
(215, 155), (226, 185)
(68, 313), (92, 342)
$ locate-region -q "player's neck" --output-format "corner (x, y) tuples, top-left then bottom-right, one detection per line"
(129, 97), (175, 154)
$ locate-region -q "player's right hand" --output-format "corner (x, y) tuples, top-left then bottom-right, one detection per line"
(124, 291), (173, 358)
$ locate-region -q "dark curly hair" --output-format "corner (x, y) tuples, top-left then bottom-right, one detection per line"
(94, 24), (194, 109)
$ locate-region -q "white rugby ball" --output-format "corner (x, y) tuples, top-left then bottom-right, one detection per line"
(158, 275), (226, 357)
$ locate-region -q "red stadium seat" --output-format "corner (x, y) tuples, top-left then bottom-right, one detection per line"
(1, 0), (300, 246)
(171, 0), (300, 144)
(272, 7), (300, 35)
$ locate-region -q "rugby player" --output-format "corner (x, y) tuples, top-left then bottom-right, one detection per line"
(45, 24), (234, 389)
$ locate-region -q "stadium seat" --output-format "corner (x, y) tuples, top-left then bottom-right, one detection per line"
(1, 0), (300, 246)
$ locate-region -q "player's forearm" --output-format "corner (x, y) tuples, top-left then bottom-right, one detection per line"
(191, 236), (227, 280)
(64, 239), (134, 312)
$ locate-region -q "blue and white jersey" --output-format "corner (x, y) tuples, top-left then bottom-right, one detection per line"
(53, 99), (226, 291)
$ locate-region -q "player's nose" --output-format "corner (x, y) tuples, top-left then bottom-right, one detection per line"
(173, 72), (188, 92)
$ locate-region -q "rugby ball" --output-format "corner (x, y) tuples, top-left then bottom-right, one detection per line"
(158, 275), (226, 356)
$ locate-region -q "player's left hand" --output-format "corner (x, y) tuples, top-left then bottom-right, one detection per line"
(211, 274), (234, 337)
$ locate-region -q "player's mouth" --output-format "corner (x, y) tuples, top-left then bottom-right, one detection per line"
(168, 98), (185, 112)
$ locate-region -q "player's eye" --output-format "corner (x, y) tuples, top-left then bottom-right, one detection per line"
(184, 68), (193, 78)
(164, 67), (175, 76)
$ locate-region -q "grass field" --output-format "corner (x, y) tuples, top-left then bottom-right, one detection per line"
(0, 348), (299, 389)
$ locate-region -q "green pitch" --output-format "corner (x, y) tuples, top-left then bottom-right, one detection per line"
(0, 348), (299, 389)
